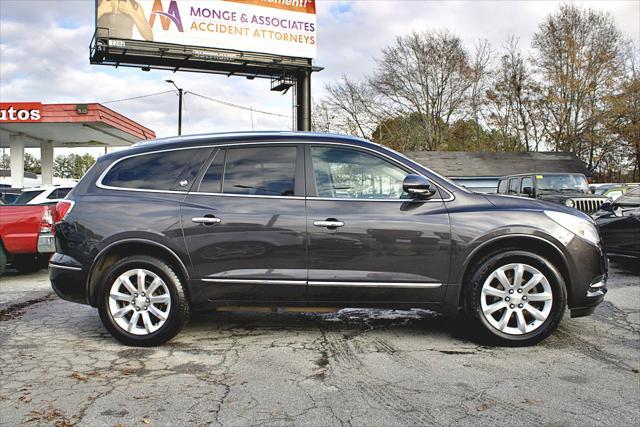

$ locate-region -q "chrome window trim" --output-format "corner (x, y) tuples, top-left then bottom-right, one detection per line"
(192, 192), (305, 200)
(95, 140), (454, 202)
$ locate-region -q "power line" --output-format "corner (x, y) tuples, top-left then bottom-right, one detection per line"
(100, 90), (175, 104)
(188, 91), (290, 118)
(98, 88), (290, 119)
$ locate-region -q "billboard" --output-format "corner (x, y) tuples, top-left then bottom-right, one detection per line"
(96, 0), (316, 59)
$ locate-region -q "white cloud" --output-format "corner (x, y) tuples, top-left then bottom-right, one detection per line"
(1, 0), (638, 158)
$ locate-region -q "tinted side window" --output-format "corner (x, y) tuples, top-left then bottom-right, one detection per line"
(199, 149), (226, 193)
(222, 146), (296, 196)
(497, 180), (508, 194)
(13, 190), (45, 205)
(47, 188), (71, 199)
(310, 146), (409, 199)
(521, 177), (533, 192)
(102, 149), (203, 191)
(509, 178), (520, 194)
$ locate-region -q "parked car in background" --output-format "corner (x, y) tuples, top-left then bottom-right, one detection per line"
(0, 204), (56, 274)
(593, 186), (640, 258)
(497, 173), (609, 214)
(51, 132), (607, 347)
(13, 185), (74, 205)
(0, 188), (21, 204)
(590, 183), (636, 201)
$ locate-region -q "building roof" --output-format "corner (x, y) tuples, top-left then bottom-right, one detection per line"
(406, 151), (592, 178)
(0, 103), (155, 148)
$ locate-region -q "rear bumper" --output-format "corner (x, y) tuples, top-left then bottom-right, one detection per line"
(49, 253), (89, 305)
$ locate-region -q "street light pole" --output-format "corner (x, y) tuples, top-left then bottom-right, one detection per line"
(177, 87), (183, 136)
(165, 79), (183, 136)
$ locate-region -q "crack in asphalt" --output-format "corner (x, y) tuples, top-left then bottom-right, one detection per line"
(1, 262), (639, 425)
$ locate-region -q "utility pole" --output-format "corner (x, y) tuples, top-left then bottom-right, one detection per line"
(165, 79), (183, 135)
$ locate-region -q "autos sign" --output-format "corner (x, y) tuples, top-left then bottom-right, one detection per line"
(96, 0), (316, 58)
(0, 103), (42, 123)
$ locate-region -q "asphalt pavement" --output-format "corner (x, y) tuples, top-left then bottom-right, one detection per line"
(0, 260), (638, 426)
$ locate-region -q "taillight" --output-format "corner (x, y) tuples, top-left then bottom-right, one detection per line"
(54, 200), (75, 223)
(40, 207), (54, 234)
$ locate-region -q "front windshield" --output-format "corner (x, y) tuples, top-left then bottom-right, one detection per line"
(536, 174), (590, 194)
(594, 185), (615, 195)
(616, 187), (640, 206)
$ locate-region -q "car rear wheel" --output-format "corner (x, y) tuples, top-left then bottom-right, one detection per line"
(465, 250), (566, 346)
(97, 255), (190, 346)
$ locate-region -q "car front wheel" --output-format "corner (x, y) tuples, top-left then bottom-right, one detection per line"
(97, 255), (190, 346)
(465, 250), (567, 346)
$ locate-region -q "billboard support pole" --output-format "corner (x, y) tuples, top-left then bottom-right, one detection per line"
(296, 63), (312, 131)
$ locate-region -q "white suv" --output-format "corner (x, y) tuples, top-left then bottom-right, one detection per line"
(13, 185), (75, 205)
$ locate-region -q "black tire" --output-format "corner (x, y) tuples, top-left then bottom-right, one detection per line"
(12, 254), (45, 274)
(97, 255), (190, 347)
(0, 245), (6, 276)
(464, 250), (567, 346)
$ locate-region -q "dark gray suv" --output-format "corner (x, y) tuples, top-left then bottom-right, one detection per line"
(49, 132), (607, 346)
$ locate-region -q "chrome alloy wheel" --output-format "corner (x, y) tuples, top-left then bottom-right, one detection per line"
(108, 269), (171, 336)
(480, 263), (553, 335)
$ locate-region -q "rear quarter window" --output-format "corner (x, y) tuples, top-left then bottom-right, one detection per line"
(101, 148), (208, 191)
(13, 190), (45, 205)
(47, 188), (71, 199)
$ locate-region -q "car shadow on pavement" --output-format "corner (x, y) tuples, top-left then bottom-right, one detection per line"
(185, 308), (483, 345)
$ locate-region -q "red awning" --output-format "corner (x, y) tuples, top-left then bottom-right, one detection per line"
(0, 103), (155, 148)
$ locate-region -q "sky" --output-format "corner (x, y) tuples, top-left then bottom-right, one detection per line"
(1, 0), (638, 158)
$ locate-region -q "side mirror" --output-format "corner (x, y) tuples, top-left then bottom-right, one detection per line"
(522, 186), (534, 197)
(403, 174), (436, 199)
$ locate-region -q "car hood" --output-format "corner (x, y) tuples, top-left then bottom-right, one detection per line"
(483, 193), (591, 220)
(537, 193), (605, 201)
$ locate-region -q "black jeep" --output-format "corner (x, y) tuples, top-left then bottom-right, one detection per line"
(497, 173), (609, 214)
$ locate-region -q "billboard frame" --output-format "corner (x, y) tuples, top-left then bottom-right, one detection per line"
(90, 0), (322, 131)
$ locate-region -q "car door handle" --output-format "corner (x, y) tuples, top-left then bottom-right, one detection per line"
(192, 216), (222, 225)
(313, 219), (344, 228)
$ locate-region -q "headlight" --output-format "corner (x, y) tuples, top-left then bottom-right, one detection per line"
(565, 199), (575, 208)
(545, 210), (600, 246)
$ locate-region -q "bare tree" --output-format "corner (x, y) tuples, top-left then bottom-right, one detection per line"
(322, 76), (381, 139)
(468, 39), (493, 146)
(370, 30), (476, 150)
(311, 99), (334, 134)
(532, 4), (627, 169)
(485, 36), (544, 151)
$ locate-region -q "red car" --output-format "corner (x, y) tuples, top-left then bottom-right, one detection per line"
(0, 204), (56, 274)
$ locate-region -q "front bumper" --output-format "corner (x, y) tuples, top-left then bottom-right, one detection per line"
(566, 239), (608, 318)
(570, 274), (607, 318)
(49, 253), (89, 305)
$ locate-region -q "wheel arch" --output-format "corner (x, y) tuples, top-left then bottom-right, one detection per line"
(87, 238), (190, 307)
(456, 234), (573, 307)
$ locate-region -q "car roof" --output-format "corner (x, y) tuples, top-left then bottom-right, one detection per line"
(499, 172), (586, 179)
(22, 185), (74, 192)
(102, 131), (377, 160)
